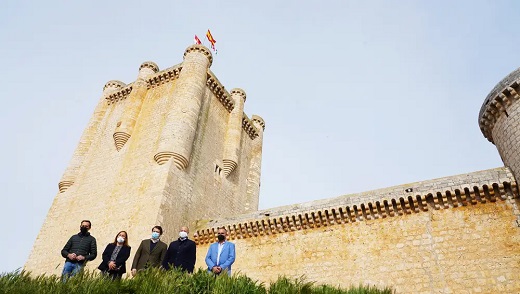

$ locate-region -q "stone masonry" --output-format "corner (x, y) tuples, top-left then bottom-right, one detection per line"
(26, 47), (520, 293)
(25, 45), (264, 276)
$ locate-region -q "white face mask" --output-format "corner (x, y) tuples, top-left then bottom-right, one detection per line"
(179, 231), (188, 239)
(117, 236), (125, 243)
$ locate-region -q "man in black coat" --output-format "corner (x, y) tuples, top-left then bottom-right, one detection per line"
(61, 220), (97, 280)
(162, 226), (196, 273)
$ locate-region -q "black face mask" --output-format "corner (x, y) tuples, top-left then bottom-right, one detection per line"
(217, 234), (225, 242)
(80, 226), (89, 234)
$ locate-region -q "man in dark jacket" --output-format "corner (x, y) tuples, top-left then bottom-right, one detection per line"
(61, 220), (97, 280)
(131, 226), (168, 276)
(162, 226), (196, 273)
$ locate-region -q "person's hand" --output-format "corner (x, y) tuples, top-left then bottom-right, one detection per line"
(212, 266), (221, 274)
(67, 253), (76, 260)
(76, 255), (85, 261)
(108, 261), (116, 270)
(131, 269), (137, 276)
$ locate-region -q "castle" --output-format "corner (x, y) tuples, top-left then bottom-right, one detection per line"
(25, 45), (520, 293)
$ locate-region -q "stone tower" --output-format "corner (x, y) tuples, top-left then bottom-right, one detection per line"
(479, 67), (520, 181)
(25, 45), (265, 275)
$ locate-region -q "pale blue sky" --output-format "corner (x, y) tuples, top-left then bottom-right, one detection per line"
(1, 1), (518, 273)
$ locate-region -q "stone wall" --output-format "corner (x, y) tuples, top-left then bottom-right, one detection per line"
(24, 46), (264, 276)
(194, 167), (520, 293)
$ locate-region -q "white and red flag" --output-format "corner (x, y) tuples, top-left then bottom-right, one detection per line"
(194, 35), (202, 45)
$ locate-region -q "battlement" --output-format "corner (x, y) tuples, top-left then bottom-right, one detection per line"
(103, 80), (126, 92)
(184, 44), (213, 67)
(194, 167), (518, 244)
(479, 67), (520, 143)
(139, 61), (159, 73)
(103, 64), (262, 140)
(230, 88), (247, 102)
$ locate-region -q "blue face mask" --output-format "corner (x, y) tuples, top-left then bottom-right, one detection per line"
(151, 232), (160, 239)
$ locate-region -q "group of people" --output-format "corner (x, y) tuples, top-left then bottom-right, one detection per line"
(60, 220), (236, 280)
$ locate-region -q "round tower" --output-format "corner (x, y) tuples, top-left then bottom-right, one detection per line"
(58, 80), (125, 192)
(245, 114), (265, 211)
(154, 45), (213, 168)
(479, 67), (520, 180)
(222, 88), (247, 177)
(113, 61), (158, 150)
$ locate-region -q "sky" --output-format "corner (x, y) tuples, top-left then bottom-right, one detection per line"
(1, 0), (519, 274)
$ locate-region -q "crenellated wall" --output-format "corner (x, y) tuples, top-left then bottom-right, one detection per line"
(194, 167), (520, 293)
(25, 45), (264, 276)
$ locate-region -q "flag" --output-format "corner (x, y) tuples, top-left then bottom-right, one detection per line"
(206, 29), (216, 46)
(194, 35), (202, 45)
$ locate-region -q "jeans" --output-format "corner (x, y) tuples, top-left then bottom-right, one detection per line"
(61, 261), (84, 281)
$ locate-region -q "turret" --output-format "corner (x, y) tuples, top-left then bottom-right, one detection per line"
(154, 45), (213, 169)
(479, 67), (520, 180)
(222, 88), (247, 176)
(113, 61), (158, 150)
(58, 80), (124, 192)
(245, 115), (265, 211)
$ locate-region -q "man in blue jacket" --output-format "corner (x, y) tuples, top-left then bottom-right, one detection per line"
(205, 227), (235, 275)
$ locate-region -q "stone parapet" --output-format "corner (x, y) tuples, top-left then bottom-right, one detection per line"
(105, 85), (133, 105)
(103, 80), (126, 92)
(206, 71), (234, 112)
(146, 65), (182, 88)
(139, 61), (159, 73)
(104, 67), (260, 140)
(184, 44), (213, 67)
(194, 167), (518, 244)
(479, 67), (520, 143)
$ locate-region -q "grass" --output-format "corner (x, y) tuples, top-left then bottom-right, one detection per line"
(0, 268), (393, 294)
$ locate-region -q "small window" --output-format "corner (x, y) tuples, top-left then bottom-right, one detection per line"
(214, 163), (222, 175)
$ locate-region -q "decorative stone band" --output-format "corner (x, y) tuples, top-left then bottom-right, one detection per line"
(222, 159), (238, 177)
(113, 132), (131, 151)
(153, 151), (189, 169)
(479, 67), (520, 143)
(194, 167), (518, 245)
(105, 85), (133, 105)
(58, 180), (74, 193)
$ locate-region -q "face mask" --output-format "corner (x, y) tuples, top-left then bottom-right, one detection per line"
(151, 232), (160, 239)
(117, 237), (125, 243)
(179, 231), (188, 239)
(217, 234), (225, 242)
(80, 226), (89, 234)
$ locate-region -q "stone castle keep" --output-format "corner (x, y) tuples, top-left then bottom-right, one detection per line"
(26, 45), (520, 293)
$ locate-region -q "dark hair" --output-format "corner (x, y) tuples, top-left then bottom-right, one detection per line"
(81, 220), (92, 228)
(152, 226), (163, 235)
(217, 227), (227, 232)
(112, 231), (129, 247)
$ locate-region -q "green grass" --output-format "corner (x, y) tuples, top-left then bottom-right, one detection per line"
(0, 268), (393, 294)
